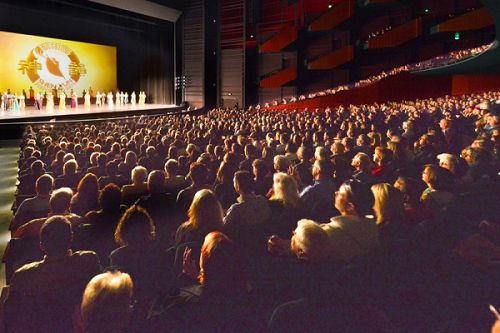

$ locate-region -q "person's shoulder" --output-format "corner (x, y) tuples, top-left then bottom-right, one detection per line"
(71, 250), (99, 261)
(71, 250), (101, 269)
(14, 217), (45, 237)
(14, 259), (44, 276)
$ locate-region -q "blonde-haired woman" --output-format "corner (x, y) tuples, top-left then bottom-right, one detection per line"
(268, 172), (304, 238)
(371, 183), (407, 248)
(175, 189), (224, 245)
(81, 271), (133, 333)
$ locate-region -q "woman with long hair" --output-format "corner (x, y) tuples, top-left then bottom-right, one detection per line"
(154, 232), (255, 332)
(71, 173), (99, 217)
(267, 173), (304, 238)
(175, 189), (224, 245)
(110, 205), (170, 324)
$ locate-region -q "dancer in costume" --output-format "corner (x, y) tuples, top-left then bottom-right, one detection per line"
(96, 92), (101, 107)
(35, 93), (43, 110)
(84, 91), (91, 109)
(19, 93), (26, 110)
(131, 91), (136, 105)
(107, 91), (114, 109)
(71, 90), (78, 108)
(46, 92), (54, 111)
(59, 91), (66, 110)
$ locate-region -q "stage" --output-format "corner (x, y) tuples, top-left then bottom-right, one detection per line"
(0, 103), (183, 124)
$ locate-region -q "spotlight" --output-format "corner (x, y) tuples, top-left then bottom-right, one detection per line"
(328, 4), (333, 9)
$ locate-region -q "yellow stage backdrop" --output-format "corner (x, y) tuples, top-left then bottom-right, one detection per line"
(0, 31), (117, 96)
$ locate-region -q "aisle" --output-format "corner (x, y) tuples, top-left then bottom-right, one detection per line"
(0, 141), (20, 287)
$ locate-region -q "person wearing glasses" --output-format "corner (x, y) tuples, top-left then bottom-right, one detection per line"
(269, 179), (379, 263)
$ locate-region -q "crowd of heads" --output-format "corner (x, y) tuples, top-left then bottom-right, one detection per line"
(4, 90), (500, 332)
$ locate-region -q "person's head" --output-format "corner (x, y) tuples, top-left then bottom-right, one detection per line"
(437, 153), (459, 174)
(105, 161), (118, 177)
(50, 187), (74, 214)
(371, 183), (405, 225)
(334, 179), (374, 217)
(244, 144), (256, 159)
(63, 159), (78, 176)
(290, 219), (331, 262)
(351, 152), (371, 171)
(297, 145), (313, 162)
(312, 159), (333, 180)
(89, 152), (100, 166)
(233, 171), (254, 195)
(124, 151), (137, 165)
(114, 205), (155, 246)
(188, 162), (208, 185)
(147, 170), (165, 194)
(314, 146), (329, 161)
(252, 159), (268, 178)
(99, 184), (122, 213)
(394, 176), (420, 207)
(273, 155), (290, 173)
(199, 232), (244, 291)
(130, 166), (147, 185)
(387, 140), (406, 161)
(76, 173), (99, 196)
(373, 146), (392, 166)
(330, 141), (345, 155)
(164, 159), (179, 177)
(187, 189), (223, 233)
(63, 153), (75, 164)
(216, 162), (236, 184)
(270, 172), (300, 208)
(35, 174), (54, 197)
(40, 215), (73, 255)
(421, 164), (439, 188)
(81, 271), (133, 333)
(30, 160), (45, 175)
(97, 153), (107, 167)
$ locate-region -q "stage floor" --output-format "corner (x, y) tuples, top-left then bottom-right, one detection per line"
(0, 103), (180, 123)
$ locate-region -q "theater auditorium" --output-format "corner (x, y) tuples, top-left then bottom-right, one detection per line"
(0, 0), (499, 332)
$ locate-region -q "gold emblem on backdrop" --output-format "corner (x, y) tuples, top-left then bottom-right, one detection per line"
(18, 42), (87, 91)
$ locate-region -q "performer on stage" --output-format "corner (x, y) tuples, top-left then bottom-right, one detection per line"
(12, 95), (19, 111)
(6, 89), (13, 110)
(34, 93), (43, 110)
(124, 92), (129, 104)
(131, 91), (136, 105)
(101, 92), (106, 106)
(29, 86), (34, 100)
(19, 93), (26, 110)
(120, 91), (125, 105)
(59, 91), (66, 110)
(107, 91), (114, 109)
(1, 92), (7, 111)
(115, 91), (120, 107)
(46, 91), (54, 111)
(96, 92), (101, 107)
(71, 90), (78, 109)
(84, 91), (91, 109)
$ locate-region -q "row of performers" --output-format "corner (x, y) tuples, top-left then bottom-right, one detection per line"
(1, 90), (147, 111)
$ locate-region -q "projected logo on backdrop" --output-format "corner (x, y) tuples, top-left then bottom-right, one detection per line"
(18, 42), (87, 90)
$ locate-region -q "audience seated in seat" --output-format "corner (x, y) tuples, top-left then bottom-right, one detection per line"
(4, 216), (101, 333)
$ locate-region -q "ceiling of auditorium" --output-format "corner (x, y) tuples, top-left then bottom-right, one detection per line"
(148, 0), (185, 10)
